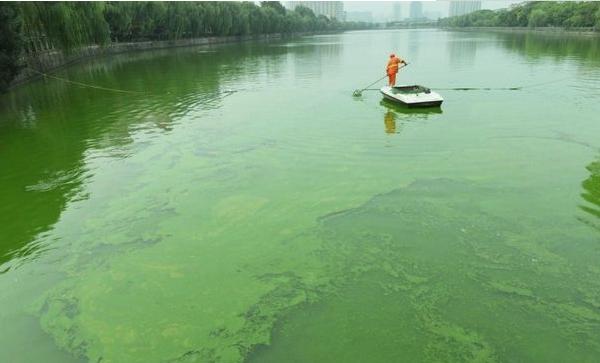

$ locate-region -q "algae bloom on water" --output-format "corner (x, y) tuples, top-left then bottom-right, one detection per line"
(1, 27), (600, 363)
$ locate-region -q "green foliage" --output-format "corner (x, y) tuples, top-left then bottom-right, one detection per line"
(294, 5), (316, 20)
(15, 1), (373, 46)
(0, 2), (24, 91)
(260, 1), (286, 16)
(20, 2), (110, 52)
(1, 1), (374, 90)
(439, 1), (600, 30)
(104, 2), (132, 42)
(529, 9), (548, 28)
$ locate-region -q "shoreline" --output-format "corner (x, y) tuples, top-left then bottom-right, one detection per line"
(11, 26), (597, 89)
(440, 26), (599, 36)
(10, 31), (333, 89)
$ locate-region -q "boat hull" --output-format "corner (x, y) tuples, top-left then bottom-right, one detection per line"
(380, 85), (443, 108)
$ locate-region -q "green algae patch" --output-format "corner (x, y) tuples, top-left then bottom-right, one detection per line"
(249, 179), (600, 363)
(32, 178), (600, 362)
(34, 179), (600, 362)
(35, 234), (322, 363)
(487, 281), (535, 300)
(24, 173), (600, 362)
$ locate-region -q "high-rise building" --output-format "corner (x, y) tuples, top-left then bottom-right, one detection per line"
(424, 11), (442, 20)
(346, 11), (373, 23)
(285, 1), (345, 21)
(409, 2), (423, 19)
(393, 2), (403, 21)
(449, 1), (482, 17)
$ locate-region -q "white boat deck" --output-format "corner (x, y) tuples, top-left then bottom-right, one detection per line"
(380, 85), (443, 108)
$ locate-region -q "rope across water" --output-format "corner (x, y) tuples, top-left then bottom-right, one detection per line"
(29, 69), (239, 101)
(31, 69), (145, 95)
(358, 77), (569, 93)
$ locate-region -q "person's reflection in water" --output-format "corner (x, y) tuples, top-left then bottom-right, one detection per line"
(379, 99), (442, 136)
(384, 110), (396, 134)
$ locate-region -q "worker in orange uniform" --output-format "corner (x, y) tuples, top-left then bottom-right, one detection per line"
(386, 54), (407, 87)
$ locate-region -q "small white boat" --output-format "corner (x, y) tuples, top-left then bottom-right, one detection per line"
(380, 85), (443, 108)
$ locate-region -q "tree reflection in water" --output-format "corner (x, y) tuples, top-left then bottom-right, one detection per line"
(580, 159), (600, 231)
(0, 40), (293, 266)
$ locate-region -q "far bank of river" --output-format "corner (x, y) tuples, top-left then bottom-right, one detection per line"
(441, 26), (599, 36)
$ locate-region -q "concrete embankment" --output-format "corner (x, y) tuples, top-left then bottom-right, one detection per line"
(12, 33), (297, 88)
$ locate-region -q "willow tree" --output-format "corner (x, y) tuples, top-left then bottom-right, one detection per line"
(104, 2), (133, 42)
(165, 2), (191, 40)
(20, 2), (109, 53)
(0, 2), (23, 91)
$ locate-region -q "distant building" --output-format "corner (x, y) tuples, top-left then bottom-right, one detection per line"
(393, 2), (403, 21)
(424, 11), (442, 20)
(449, 1), (482, 17)
(346, 11), (373, 23)
(285, 1), (345, 20)
(409, 2), (423, 19)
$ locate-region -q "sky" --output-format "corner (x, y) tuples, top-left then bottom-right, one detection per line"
(343, 1), (521, 21)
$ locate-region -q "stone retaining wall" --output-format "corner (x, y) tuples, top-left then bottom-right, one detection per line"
(11, 33), (288, 87)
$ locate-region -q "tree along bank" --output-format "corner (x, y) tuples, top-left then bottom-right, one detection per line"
(438, 1), (600, 30)
(440, 26), (600, 37)
(0, 1), (374, 92)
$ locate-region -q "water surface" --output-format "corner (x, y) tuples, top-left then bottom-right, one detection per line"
(1, 29), (600, 363)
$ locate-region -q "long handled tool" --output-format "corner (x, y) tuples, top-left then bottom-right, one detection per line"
(353, 75), (388, 97)
(352, 63), (408, 97)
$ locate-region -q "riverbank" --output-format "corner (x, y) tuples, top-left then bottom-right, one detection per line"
(441, 26), (599, 36)
(10, 32), (319, 89)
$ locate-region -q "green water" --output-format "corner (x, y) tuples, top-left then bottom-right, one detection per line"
(1, 29), (600, 363)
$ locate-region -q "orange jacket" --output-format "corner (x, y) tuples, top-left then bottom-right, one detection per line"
(386, 57), (404, 75)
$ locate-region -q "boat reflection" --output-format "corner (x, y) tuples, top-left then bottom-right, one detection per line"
(380, 98), (443, 114)
(380, 99), (442, 135)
